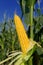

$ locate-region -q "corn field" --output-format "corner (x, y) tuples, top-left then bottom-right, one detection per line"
(0, 0), (43, 65)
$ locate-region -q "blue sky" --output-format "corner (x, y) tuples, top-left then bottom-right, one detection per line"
(0, 0), (43, 22)
(0, 0), (22, 22)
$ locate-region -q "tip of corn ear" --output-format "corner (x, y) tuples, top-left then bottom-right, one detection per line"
(14, 14), (17, 20)
(14, 14), (20, 21)
(14, 14), (17, 18)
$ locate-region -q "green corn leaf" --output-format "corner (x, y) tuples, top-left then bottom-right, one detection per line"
(20, 62), (25, 65)
(23, 44), (36, 61)
(14, 57), (22, 65)
(36, 46), (43, 55)
(20, 0), (37, 15)
(25, 0), (37, 7)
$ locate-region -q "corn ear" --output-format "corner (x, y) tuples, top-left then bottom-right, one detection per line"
(14, 14), (35, 54)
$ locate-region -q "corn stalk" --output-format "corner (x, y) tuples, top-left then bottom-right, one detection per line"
(28, 3), (34, 65)
(30, 5), (34, 39)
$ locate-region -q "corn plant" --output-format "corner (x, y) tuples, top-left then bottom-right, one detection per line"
(0, 0), (43, 65)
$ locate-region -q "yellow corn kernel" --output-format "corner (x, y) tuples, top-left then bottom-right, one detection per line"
(14, 14), (35, 54)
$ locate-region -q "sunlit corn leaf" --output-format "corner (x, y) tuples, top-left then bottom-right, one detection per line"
(20, 62), (25, 65)
(7, 51), (22, 57)
(14, 44), (36, 65)
(14, 57), (23, 65)
(0, 51), (22, 65)
(8, 55), (22, 65)
(23, 44), (36, 61)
